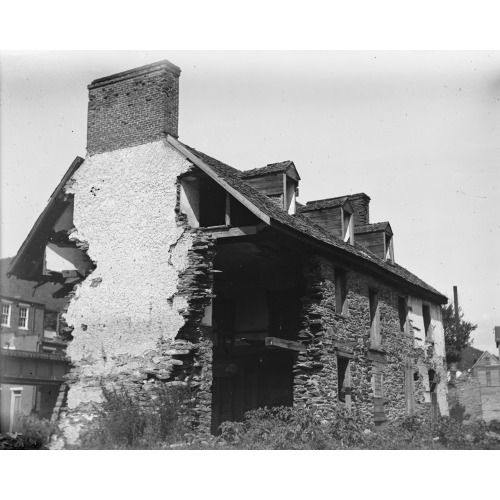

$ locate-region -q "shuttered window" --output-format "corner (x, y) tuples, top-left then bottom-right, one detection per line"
(373, 372), (383, 398)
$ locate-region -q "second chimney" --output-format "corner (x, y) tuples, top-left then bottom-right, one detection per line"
(87, 60), (181, 156)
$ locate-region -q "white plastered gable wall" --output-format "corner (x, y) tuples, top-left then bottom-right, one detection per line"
(63, 139), (193, 408)
(408, 295), (449, 416)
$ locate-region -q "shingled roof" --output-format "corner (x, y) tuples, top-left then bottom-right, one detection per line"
(298, 196), (351, 212)
(172, 139), (446, 303)
(355, 222), (392, 235)
(241, 161), (298, 179)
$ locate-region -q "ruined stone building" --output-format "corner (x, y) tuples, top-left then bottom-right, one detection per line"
(8, 60), (449, 443)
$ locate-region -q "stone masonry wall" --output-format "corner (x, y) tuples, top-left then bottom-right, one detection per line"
(56, 140), (216, 444)
(294, 254), (448, 423)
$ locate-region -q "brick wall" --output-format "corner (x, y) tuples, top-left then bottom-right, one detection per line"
(87, 61), (181, 155)
(348, 193), (370, 227)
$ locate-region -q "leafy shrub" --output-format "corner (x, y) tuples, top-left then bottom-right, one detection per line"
(449, 402), (468, 424)
(0, 416), (59, 450)
(79, 383), (191, 449)
(215, 407), (500, 450)
(219, 406), (370, 450)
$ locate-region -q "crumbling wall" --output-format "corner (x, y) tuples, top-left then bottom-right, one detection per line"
(408, 297), (449, 417)
(58, 140), (214, 443)
(294, 255), (448, 423)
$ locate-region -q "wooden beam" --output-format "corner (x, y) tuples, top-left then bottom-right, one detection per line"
(225, 191), (231, 226)
(282, 172), (287, 211)
(203, 225), (260, 239)
(367, 349), (388, 365)
(265, 336), (306, 353)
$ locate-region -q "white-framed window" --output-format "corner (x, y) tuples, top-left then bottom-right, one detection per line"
(1, 301), (12, 327)
(18, 304), (29, 330)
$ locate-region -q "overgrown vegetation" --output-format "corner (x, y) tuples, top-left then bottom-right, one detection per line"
(442, 303), (477, 365)
(78, 383), (191, 449)
(75, 390), (500, 450)
(212, 406), (500, 450)
(0, 416), (60, 450)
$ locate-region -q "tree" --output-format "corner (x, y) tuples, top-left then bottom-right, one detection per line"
(442, 303), (477, 366)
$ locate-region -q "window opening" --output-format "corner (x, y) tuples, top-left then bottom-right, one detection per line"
(486, 371), (492, 386)
(342, 208), (353, 244)
(335, 269), (348, 316)
(369, 289), (380, 348)
(199, 179), (227, 227)
(1, 302), (11, 327)
(337, 356), (350, 403)
(422, 304), (431, 340)
(18, 305), (29, 330)
(398, 296), (407, 333)
(385, 233), (394, 263)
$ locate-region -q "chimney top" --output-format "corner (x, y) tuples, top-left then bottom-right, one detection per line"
(88, 60), (181, 89)
(87, 59), (181, 155)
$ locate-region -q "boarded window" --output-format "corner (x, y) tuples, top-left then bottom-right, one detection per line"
(404, 359), (415, 416)
(422, 304), (431, 340)
(398, 296), (407, 333)
(373, 371), (383, 398)
(369, 289), (380, 348)
(335, 269), (348, 316)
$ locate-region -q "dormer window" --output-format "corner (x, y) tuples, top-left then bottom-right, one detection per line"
(385, 233), (394, 263)
(342, 206), (354, 244)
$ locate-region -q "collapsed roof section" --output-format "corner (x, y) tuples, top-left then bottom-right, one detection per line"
(8, 156), (93, 283)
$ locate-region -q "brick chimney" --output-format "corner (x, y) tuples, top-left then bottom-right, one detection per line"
(348, 193), (370, 227)
(87, 60), (181, 156)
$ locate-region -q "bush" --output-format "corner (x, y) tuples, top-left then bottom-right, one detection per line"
(219, 406), (370, 450)
(215, 407), (500, 450)
(79, 383), (191, 449)
(0, 416), (59, 450)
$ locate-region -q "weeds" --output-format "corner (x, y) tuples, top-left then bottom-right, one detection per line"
(79, 383), (191, 449)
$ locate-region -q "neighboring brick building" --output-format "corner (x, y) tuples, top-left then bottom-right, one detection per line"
(0, 258), (70, 433)
(8, 60), (449, 445)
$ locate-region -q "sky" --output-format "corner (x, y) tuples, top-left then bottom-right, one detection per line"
(1, 50), (499, 354)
